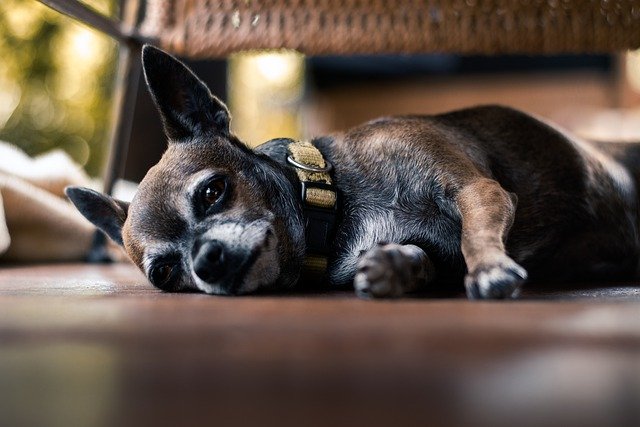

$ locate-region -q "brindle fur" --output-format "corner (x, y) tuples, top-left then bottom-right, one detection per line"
(67, 46), (640, 299)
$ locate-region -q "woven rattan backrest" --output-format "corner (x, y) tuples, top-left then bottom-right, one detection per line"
(139, 0), (640, 57)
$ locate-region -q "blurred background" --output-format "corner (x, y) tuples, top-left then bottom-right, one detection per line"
(0, 0), (118, 176)
(1, 0), (640, 182)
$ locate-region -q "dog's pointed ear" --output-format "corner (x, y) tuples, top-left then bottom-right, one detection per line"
(141, 44), (230, 141)
(65, 186), (129, 246)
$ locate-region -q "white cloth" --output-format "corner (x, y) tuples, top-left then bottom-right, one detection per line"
(0, 142), (133, 262)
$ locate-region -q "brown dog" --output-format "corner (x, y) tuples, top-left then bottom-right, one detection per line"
(67, 45), (640, 299)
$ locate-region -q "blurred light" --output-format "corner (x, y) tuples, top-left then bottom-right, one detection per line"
(64, 26), (106, 69)
(627, 50), (640, 93)
(255, 53), (299, 85)
(62, 135), (91, 166)
(228, 50), (305, 147)
(29, 90), (55, 130)
(71, 30), (98, 62)
(5, 5), (43, 40)
(54, 26), (109, 100)
(64, 111), (95, 137)
(0, 82), (21, 128)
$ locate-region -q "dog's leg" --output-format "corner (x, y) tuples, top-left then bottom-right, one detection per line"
(457, 178), (527, 299)
(354, 243), (434, 298)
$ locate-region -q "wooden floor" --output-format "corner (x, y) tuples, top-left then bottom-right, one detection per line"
(1, 263), (640, 427)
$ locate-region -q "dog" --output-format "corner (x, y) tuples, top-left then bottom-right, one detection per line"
(66, 45), (640, 299)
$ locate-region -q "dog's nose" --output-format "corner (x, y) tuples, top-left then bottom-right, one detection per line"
(192, 240), (226, 282)
(202, 241), (223, 263)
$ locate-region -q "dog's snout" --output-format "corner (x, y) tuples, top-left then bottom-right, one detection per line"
(193, 240), (226, 283)
(190, 220), (279, 294)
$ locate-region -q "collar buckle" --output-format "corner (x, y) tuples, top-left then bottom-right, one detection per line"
(287, 155), (333, 173)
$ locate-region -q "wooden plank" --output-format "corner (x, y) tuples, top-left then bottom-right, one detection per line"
(0, 263), (639, 427)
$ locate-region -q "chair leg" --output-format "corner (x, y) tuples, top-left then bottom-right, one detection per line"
(102, 41), (142, 195)
(87, 231), (112, 263)
(89, 41), (142, 262)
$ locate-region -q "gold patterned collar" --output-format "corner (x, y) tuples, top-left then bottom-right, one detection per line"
(286, 141), (338, 275)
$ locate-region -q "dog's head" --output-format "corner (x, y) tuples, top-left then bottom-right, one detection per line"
(67, 45), (305, 294)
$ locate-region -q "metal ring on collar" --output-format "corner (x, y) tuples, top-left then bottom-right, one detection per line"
(286, 155), (333, 173)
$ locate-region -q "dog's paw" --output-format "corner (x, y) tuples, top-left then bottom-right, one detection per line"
(354, 243), (418, 299)
(464, 257), (527, 300)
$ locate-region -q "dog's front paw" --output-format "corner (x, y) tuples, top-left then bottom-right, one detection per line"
(465, 257), (527, 300)
(354, 243), (419, 299)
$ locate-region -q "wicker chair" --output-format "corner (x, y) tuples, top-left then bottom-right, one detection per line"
(38, 0), (640, 194)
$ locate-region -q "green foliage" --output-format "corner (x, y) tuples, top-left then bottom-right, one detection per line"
(0, 0), (118, 176)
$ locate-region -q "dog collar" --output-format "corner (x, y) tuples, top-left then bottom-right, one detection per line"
(286, 141), (338, 276)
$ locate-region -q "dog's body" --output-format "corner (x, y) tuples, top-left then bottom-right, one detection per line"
(324, 109), (640, 294)
(67, 46), (640, 299)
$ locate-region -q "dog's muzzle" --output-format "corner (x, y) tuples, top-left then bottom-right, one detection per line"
(190, 219), (279, 295)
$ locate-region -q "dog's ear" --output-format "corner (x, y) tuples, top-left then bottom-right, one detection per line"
(141, 44), (230, 141)
(65, 186), (129, 246)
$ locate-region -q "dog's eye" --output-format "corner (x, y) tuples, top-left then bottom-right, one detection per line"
(150, 264), (174, 287)
(201, 178), (226, 207)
